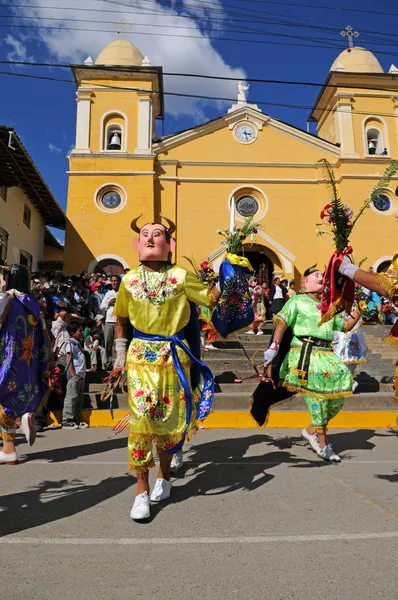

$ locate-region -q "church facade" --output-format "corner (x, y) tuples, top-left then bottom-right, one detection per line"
(64, 40), (398, 281)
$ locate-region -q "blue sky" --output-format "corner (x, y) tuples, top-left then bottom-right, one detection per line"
(1, 0), (398, 243)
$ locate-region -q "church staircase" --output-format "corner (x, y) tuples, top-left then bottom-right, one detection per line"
(77, 322), (397, 423)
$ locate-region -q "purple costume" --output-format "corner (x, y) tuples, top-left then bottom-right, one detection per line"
(0, 293), (49, 417)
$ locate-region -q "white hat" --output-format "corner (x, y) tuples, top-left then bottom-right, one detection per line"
(95, 314), (104, 322)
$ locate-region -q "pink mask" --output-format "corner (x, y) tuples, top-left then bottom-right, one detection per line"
(133, 223), (176, 262)
(305, 270), (324, 293)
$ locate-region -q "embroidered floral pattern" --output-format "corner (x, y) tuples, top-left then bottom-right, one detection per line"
(128, 270), (180, 303)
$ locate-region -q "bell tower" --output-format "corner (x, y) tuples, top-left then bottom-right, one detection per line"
(309, 41), (398, 160)
(64, 40), (164, 273)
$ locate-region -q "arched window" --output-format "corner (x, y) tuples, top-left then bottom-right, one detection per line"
(377, 260), (391, 273)
(367, 128), (382, 155)
(364, 117), (388, 156)
(101, 111), (127, 151)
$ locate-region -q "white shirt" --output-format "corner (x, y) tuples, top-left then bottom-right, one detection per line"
(100, 289), (118, 323)
(52, 316), (70, 357)
(273, 286), (283, 300)
(65, 338), (86, 379)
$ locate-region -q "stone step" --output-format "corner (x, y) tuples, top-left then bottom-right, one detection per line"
(84, 391), (397, 413)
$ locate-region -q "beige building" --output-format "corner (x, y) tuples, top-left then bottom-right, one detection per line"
(0, 126), (65, 272)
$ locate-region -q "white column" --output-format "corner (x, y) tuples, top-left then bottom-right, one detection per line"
(135, 94), (153, 155)
(73, 88), (93, 153)
(392, 95), (398, 142)
(335, 94), (358, 158)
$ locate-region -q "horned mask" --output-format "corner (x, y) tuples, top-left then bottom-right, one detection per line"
(131, 214), (176, 262)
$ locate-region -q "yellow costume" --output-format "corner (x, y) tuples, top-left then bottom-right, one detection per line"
(114, 264), (214, 474)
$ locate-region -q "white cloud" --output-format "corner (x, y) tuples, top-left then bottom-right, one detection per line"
(48, 142), (62, 153)
(4, 34), (34, 62)
(11, 0), (246, 118)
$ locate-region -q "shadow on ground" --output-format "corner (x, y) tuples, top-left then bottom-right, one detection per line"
(0, 476), (133, 537)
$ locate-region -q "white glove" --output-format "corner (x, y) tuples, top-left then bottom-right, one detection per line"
(114, 338), (128, 371)
(263, 342), (279, 367)
(339, 256), (359, 281)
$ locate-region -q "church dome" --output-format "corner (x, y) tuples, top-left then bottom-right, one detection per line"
(330, 47), (383, 74)
(95, 40), (144, 66)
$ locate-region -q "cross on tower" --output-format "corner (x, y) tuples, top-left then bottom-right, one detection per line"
(340, 25), (360, 48)
(113, 18), (133, 35)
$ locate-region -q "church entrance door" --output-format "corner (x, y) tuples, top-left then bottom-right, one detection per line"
(241, 248), (273, 286)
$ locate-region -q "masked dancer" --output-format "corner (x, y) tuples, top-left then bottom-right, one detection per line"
(263, 265), (360, 462)
(0, 264), (51, 464)
(113, 215), (220, 521)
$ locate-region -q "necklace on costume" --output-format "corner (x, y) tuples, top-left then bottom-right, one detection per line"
(140, 264), (169, 306)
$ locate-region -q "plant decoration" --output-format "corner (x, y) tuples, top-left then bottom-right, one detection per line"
(183, 256), (218, 286)
(216, 215), (260, 255)
(316, 158), (398, 324)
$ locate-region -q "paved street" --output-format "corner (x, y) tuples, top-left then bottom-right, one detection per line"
(2, 426), (398, 599)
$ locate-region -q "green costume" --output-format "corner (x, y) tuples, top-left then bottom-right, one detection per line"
(274, 294), (352, 432)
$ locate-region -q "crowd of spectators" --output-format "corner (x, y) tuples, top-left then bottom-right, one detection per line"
(30, 269), (128, 371)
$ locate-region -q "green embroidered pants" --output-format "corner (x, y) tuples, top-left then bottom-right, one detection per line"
(304, 396), (344, 432)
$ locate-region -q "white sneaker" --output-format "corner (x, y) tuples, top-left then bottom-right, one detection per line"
(352, 380), (359, 392)
(150, 478), (172, 502)
(247, 330), (256, 335)
(204, 344), (218, 350)
(130, 492), (151, 520)
(0, 450), (18, 465)
(317, 444), (341, 463)
(301, 428), (320, 453)
(256, 331), (264, 335)
(78, 422), (89, 429)
(170, 451), (183, 473)
(20, 412), (36, 446)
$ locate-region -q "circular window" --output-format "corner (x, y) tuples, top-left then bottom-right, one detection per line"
(236, 195), (259, 217)
(373, 194), (391, 212)
(101, 190), (122, 210)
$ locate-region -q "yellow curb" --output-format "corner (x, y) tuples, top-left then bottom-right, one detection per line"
(48, 410), (398, 429)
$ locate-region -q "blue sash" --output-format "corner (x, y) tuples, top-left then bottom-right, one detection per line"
(133, 328), (214, 454)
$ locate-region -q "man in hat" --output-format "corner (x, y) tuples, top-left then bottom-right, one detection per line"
(0, 264), (51, 463)
(263, 265), (361, 462)
(113, 215), (220, 521)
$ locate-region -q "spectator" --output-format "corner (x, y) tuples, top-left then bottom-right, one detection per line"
(84, 330), (107, 371)
(87, 282), (103, 317)
(52, 309), (72, 367)
(100, 274), (120, 369)
(268, 276), (288, 316)
(287, 281), (296, 298)
(381, 296), (395, 325)
(62, 323), (88, 430)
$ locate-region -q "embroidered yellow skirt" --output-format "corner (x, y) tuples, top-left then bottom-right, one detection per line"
(126, 338), (199, 475)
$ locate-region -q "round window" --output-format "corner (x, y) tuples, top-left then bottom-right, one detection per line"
(101, 190), (122, 210)
(236, 195), (259, 217)
(373, 194), (391, 212)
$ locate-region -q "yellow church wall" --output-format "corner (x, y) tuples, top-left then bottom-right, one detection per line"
(317, 109), (338, 145)
(64, 172), (155, 273)
(161, 125), (338, 164)
(172, 180), (334, 275)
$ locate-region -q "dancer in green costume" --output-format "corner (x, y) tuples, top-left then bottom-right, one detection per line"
(263, 265), (361, 462)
